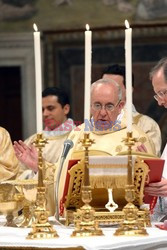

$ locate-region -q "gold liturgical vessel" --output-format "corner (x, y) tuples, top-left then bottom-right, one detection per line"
(71, 133), (103, 237)
(14, 180), (37, 228)
(0, 184), (23, 227)
(0, 179), (38, 228)
(27, 133), (59, 239)
(114, 132), (148, 236)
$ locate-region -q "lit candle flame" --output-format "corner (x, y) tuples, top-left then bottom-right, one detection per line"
(86, 24), (90, 31)
(33, 23), (38, 32)
(125, 20), (130, 29)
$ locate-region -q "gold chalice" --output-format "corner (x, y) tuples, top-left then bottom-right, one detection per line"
(1, 179), (52, 228)
(1, 179), (38, 228)
(0, 199), (20, 227)
(0, 183), (23, 227)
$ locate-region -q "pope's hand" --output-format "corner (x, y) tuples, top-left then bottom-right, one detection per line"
(13, 140), (38, 172)
(145, 179), (167, 197)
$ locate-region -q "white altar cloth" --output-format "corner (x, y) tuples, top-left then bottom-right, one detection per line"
(0, 224), (167, 250)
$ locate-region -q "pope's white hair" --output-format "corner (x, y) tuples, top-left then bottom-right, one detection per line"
(91, 78), (122, 101)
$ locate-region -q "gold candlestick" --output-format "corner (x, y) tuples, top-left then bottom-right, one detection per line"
(114, 132), (148, 236)
(71, 133), (103, 237)
(27, 133), (59, 239)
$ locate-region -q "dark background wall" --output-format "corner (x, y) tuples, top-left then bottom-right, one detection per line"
(43, 24), (167, 151)
(1, 0), (167, 151)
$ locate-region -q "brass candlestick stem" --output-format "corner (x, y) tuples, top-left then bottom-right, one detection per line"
(114, 132), (148, 236)
(27, 133), (59, 239)
(71, 133), (103, 237)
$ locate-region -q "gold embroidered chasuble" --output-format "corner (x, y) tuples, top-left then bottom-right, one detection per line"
(0, 127), (19, 181)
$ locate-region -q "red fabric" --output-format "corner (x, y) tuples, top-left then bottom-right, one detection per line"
(144, 159), (165, 212)
(59, 159), (79, 216)
(155, 224), (167, 230)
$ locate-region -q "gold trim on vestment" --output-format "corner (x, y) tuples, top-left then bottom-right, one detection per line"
(117, 150), (158, 158)
(71, 150), (112, 159)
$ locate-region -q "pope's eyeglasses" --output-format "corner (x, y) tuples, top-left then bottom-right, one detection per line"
(92, 100), (120, 112)
(154, 89), (167, 101)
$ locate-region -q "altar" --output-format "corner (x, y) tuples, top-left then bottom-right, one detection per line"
(0, 218), (167, 250)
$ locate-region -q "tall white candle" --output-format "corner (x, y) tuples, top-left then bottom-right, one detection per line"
(33, 23), (43, 134)
(125, 20), (132, 132)
(84, 24), (92, 124)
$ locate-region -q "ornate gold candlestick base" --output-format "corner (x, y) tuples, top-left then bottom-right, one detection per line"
(114, 185), (148, 236)
(27, 133), (59, 239)
(114, 132), (148, 236)
(71, 186), (103, 237)
(27, 186), (59, 239)
(71, 133), (103, 237)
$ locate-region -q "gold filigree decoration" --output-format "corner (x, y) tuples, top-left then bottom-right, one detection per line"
(138, 137), (147, 144)
(115, 145), (122, 153)
(134, 157), (149, 206)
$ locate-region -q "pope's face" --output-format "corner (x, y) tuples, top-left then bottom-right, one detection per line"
(42, 95), (70, 130)
(91, 83), (124, 130)
(152, 68), (167, 108)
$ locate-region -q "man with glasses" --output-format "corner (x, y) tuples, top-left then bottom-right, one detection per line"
(145, 57), (167, 201)
(154, 90), (167, 104)
(14, 79), (155, 216)
(54, 78), (156, 217)
(102, 64), (161, 156)
(151, 58), (167, 108)
(89, 79), (123, 132)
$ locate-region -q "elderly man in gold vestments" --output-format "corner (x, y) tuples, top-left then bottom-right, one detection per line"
(54, 78), (156, 217)
(15, 79), (156, 216)
(0, 127), (19, 181)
